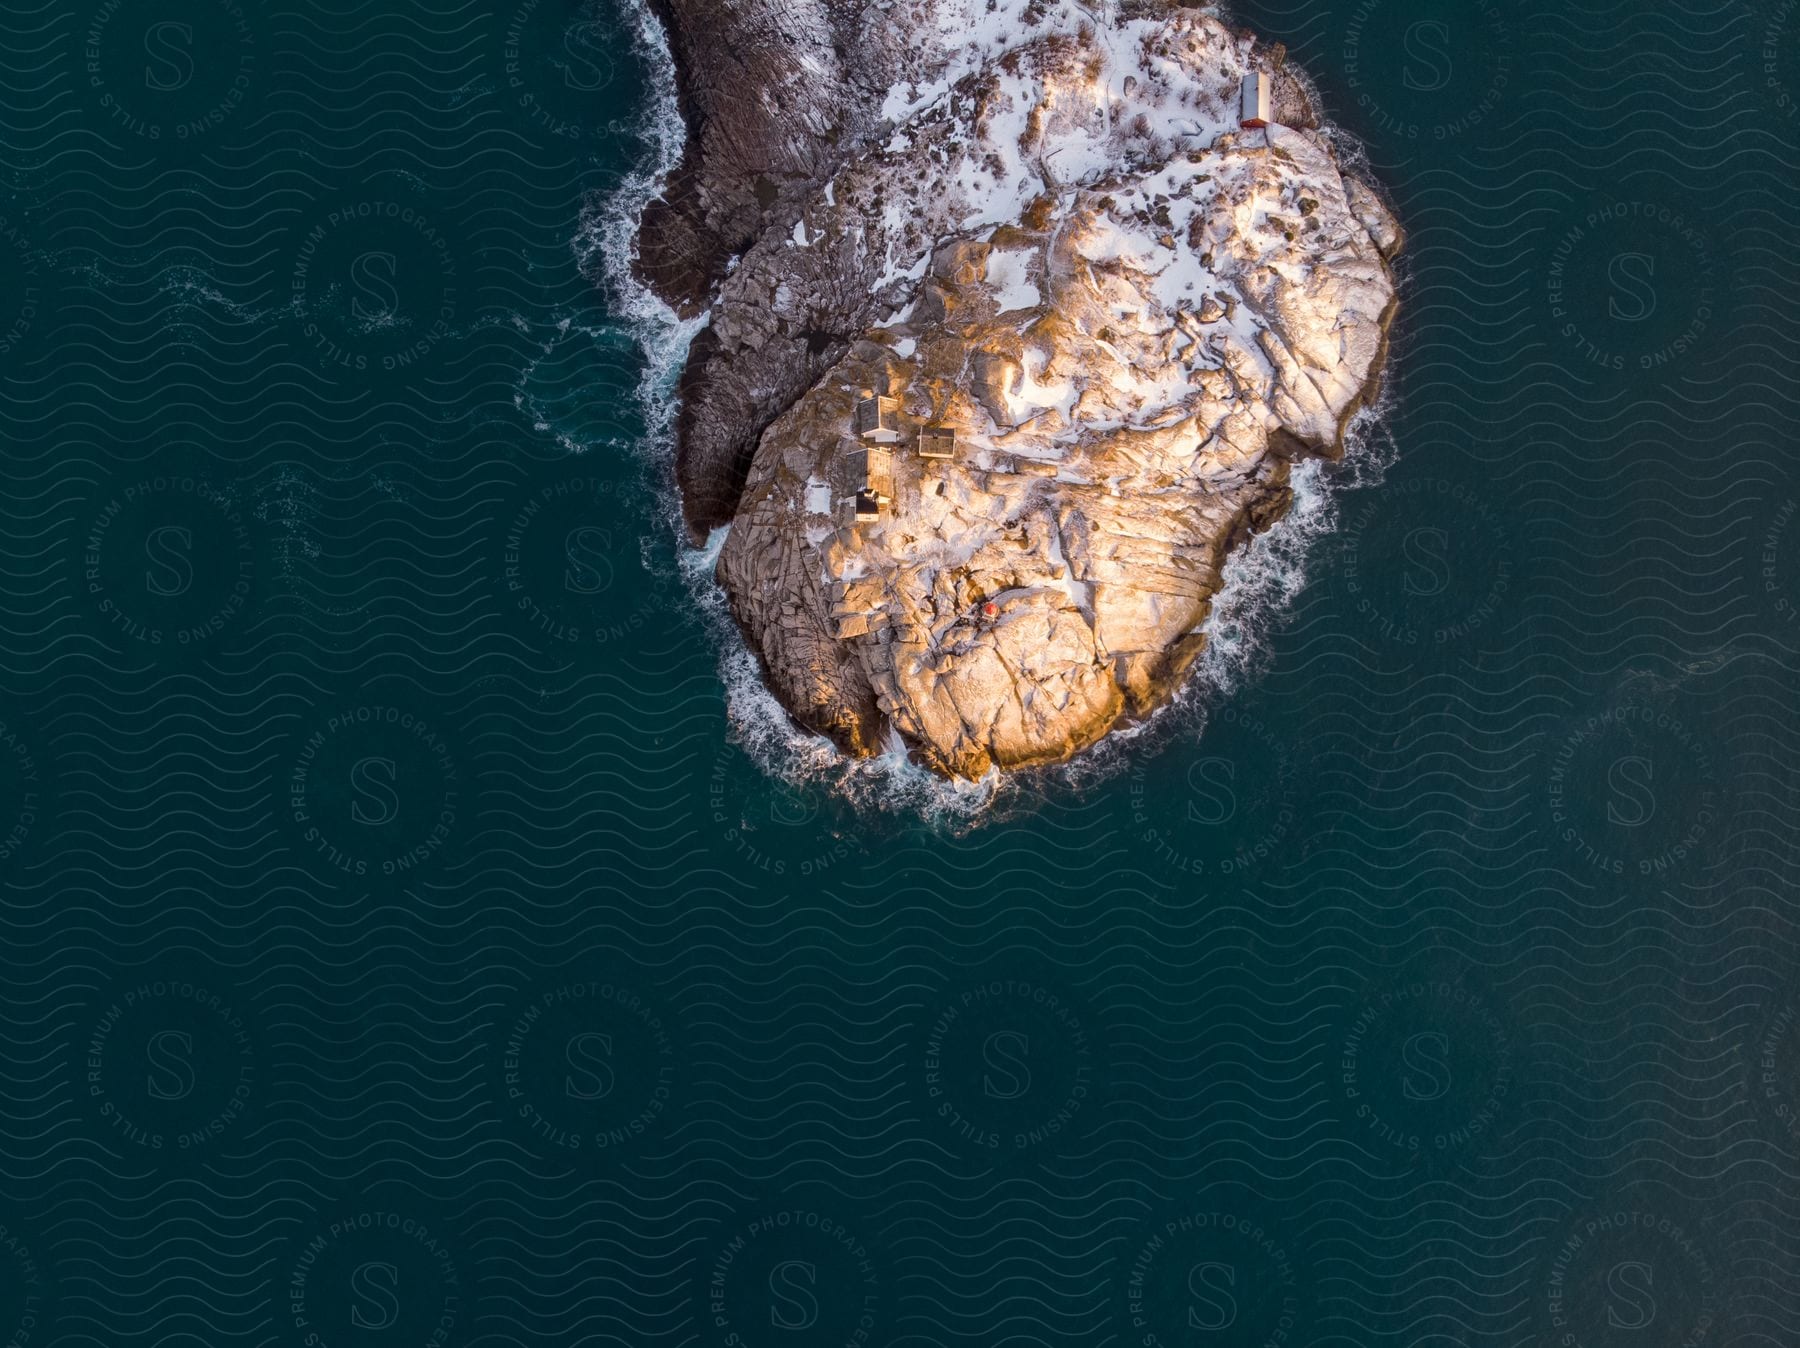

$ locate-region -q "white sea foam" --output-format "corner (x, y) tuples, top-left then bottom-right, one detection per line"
(578, 0), (704, 478)
(1195, 400), (1397, 697)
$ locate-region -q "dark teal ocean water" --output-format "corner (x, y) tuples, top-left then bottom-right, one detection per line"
(2, 0), (1799, 1344)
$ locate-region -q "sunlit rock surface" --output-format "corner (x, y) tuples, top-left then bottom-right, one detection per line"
(637, 0), (1402, 778)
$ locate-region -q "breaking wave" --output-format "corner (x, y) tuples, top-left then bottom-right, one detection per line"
(575, 0), (703, 491)
(588, 0), (1402, 828)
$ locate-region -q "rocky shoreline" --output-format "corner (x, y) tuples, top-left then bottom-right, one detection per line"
(635, 0), (1402, 779)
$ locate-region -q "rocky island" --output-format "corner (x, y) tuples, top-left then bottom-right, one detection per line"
(635, 0), (1402, 779)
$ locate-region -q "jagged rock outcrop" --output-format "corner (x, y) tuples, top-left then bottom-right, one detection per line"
(636, 0), (1402, 778)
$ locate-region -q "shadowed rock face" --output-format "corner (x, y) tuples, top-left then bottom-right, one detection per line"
(636, 0), (1402, 779)
(637, 0), (915, 533)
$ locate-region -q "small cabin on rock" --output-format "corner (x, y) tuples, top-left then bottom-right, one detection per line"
(918, 426), (956, 461)
(1240, 72), (1272, 129)
(849, 443), (894, 522)
(855, 391), (903, 443)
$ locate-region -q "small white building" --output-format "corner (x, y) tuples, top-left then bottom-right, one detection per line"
(918, 426), (956, 461)
(1240, 71), (1272, 130)
(854, 390), (903, 443)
